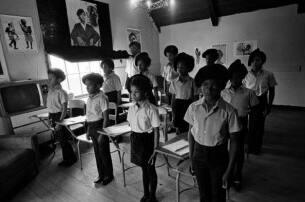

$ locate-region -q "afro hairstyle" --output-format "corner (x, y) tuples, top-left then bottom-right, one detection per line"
(164, 45), (178, 56)
(202, 48), (219, 60)
(76, 9), (85, 17)
(228, 59), (248, 78)
(128, 74), (156, 105)
(248, 48), (266, 66)
(194, 64), (229, 89)
(48, 68), (66, 82)
(135, 52), (151, 67)
(101, 58), (114, 69)
(82, 73), (104, 87)
(173, 52), (195, 72)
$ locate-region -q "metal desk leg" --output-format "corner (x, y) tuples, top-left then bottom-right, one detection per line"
(122, 152), (126, 187)
(176, 172), (181, 202)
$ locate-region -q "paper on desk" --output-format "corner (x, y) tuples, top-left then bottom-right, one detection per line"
(162, 139), (189, 156)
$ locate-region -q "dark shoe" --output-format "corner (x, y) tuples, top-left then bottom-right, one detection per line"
(233, 180), (242, 191)
(58, 160), (68, 167)
(102, 176), (114, 185)
(140, 196), (149, 202)
(148, 196), (158, 202)
(94, 176), (104, 184)
(58, 158), (77, 167)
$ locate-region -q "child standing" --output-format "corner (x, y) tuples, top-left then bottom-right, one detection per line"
(185, 64), (241, 202)
(125, 41), (141, 89)
(221, 59), (259, 190)
(127, 74), (160, 202)
(136, 52), (159, 103)
(82, 73), (114, 185)
(101, 58), (122, 105)
(170, 52), (195, 134)
(47, 68), (77, 167)
(161, 45), (179, 104)
(243, 49), (277, 154)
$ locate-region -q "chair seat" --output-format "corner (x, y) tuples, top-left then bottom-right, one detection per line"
(76, 134), (92, 143)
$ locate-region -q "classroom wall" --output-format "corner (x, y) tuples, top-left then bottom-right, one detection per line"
(0, 0), (48, 81)
(159, 5), (305, 107)
(97, 0), (161, 85)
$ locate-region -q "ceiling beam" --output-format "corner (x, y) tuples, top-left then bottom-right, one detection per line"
(206, 0), (218, 26)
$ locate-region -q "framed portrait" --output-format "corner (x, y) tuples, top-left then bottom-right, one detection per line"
(233, 40), (257, 57)
(212, 43), (227, 65)
(0, 15), (38, 52)
(127, 28), (141, 46)
(0, 40), (10, 82)
(65, 0), (102, 47)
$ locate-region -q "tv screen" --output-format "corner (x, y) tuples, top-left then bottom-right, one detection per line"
(1, 84), (42, 115)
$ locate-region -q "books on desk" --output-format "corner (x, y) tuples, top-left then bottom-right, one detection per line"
(162, 139), (189, 156)
(58, 116), (86, 126)
(100, 122), (131, 137)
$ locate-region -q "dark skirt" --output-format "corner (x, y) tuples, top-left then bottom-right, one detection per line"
(172, 99), (193, 133)
(130, 131), (154, 166)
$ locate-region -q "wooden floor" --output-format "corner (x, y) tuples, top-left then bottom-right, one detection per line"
(9, 108), (305, 202)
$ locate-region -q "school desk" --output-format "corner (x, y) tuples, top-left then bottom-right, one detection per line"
(97, 122), (132, 186)
(153, 133), (197, 202)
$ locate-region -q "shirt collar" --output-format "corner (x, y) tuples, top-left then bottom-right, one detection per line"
(177, 75), (191, 83)
(196, 97), (224, 111)
(50, 84), (62, 91)
(89, 91), (102, 99)
(135, 100), (149, 110)
(104, 72), (114, 80)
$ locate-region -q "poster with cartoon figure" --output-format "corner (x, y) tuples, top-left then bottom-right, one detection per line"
(0, 15), (38, 52)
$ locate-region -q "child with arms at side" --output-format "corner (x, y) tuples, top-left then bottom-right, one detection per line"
(170, 52), (196, 134)
(101, 58), (122, 105)
(185, 64), (241, 202)
(127, 74), (160, 202)
(221, 59), (259, 190)
(82, 73), (114, 185)
(47, 68), (77, 167)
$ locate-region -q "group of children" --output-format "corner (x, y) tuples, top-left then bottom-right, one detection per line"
(46, 41), (277, 202)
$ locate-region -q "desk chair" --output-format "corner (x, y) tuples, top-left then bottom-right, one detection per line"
(68, 99), (86, 132)
(121, 89), (130, 103)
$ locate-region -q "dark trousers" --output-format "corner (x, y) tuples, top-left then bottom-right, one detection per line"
(105, 91), (118, 104)
(87, 120), (113, 178)
(233, 117), (248, 181)
(172, 99), (193, 133)
(192, 142), (228, 202)
(130, 132), (157, 198)
(248, 94), (267, 154)
(49, 113), (76, 161)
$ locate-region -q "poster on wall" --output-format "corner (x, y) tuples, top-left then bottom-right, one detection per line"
(233, 40), (257, 57)
(0, 40), (10, 82)
(65, 0), (101, 47)
(212, 44), (227, 65)
(127, 28), (141, 46)
(0, 15), (38, 52)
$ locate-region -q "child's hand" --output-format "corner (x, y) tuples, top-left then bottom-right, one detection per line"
(222, 171), (230, 189)
(148, 153), (156, 165)
(86, 134), (91, 140)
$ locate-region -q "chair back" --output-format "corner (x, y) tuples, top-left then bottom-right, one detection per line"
(109, 102), (118, 125)
(68, 99), (86, 117)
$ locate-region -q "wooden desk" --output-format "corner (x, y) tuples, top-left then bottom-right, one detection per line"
(56, 116), (86, 139)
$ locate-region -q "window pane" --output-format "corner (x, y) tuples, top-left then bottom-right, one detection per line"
(49, 55), (65, 72)
(61, 80), (69, 93)
(67, 75), (83, 96)
(65, 61), (79, 75)
(79, 62), (90, 73)
(90, 61), (102, 74)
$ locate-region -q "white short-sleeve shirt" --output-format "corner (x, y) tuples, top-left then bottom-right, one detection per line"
(125, 55), (139, 77)
(221, 86), (259, 117)
(86, 91), (109, 122)
(161, 63), (179, 82)
(142, 71), (158, 88)
(102, 72), (122, 93)
(127, 100), (160, 133)
(184, 98), (241, 146)
(243, 69), (277, 96)
(169, 76), (195, 100)
(47, 85), (68, 113)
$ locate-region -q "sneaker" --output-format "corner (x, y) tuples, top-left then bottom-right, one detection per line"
(102, 176), (114, 185)
(140, 196), (149, 202)
(94, 176), (103, 184)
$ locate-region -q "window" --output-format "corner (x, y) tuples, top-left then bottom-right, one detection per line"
(48, 55), (103, 97)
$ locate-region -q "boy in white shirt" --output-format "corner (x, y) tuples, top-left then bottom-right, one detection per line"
(47, 68), (77, 167)
(82, 73), (113, 185)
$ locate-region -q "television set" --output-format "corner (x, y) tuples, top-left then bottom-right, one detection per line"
(0, 80), (47, 116)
